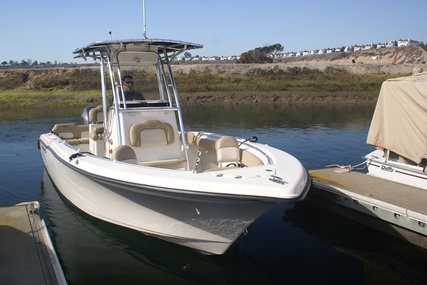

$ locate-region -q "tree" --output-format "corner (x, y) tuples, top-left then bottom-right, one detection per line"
(1, 61), (7, 66)
(238, 43), (284, 63)
(183, 52), (192, 60)
(268, 43), (284, 58)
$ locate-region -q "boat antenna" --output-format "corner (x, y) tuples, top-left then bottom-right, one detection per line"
(142, 0), (147, 39)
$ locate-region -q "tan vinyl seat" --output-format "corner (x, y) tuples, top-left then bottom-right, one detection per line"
(240, 149), (264, 166)
(214, 136), (241, 167)
(88, 105), (104, 123)
(203, 136), (241, 172)
(51, 123), (78, 139)
(128, 120), (186, 170)
(113, 145), (186, 169)
(51, 123), (89, 145)
(186, 132), (197, 145)
(130, 120), (175, 147)
(112, 145), (137, 164)
(89, 125), (104, 141)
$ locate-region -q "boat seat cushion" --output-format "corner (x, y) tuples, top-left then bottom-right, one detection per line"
(139, 158), (186, 170)
(240, 149), (264, 166)
(215, 136), (240, 166)
(51, 123), (89, 145)
(89, 105), (103, 123)
(112, 145), (185, 169)
(52, 123), (78, 139)
(113, 145), (137, 163)
(130, 120), (175, 147)
(186, 132), (197, 145)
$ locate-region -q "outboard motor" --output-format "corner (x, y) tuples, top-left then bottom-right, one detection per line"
(81, 106), (95, 125)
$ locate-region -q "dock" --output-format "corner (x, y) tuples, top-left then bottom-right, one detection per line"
(0, 202), (67, 285)
(308, 168), (427, 248)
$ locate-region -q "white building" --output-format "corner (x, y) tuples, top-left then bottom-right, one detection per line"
(398, 39), (420, 47)
(386, 41), (396, 48)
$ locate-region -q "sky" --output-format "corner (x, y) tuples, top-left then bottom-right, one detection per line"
(2, 0), (426, 64)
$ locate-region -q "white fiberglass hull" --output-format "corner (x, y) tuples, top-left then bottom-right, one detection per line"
(39, 133), (310, 254)
(365, 150), (427, 190)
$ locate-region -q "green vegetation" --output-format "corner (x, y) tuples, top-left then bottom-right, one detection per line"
(238, 44), (284, 63)
(175, 66), (393, 93)
(0, 66), (398, 109)
(0, 90), (101, 109)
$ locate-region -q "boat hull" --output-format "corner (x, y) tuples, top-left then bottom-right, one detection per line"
(366, 150), (427, 190)
(39, 136), (304, 254)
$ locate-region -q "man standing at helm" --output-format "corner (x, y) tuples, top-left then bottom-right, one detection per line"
(122, 75), (145, 101)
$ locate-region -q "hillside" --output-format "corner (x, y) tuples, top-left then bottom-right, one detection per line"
(281, 45), (427, 64)
(173, 45), (427, 75)
(0, 46), (425, 108)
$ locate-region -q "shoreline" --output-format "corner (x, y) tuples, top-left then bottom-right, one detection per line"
(179, 90), (378, 106)
(0, 90), (378, 110)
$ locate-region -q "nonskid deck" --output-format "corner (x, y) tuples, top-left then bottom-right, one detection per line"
(309, 168), (427, 247)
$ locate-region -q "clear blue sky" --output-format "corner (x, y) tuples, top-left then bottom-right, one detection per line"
(2, 0), (426, 63)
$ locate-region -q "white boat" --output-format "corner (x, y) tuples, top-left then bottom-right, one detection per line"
(38, 38), (310, 254)
(365, 71), (427, 190)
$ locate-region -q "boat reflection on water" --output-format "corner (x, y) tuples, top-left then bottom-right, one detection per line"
(41, 170), (276, 284)
(284, 200), (427, 284)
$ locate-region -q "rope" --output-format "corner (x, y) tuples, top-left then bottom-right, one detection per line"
(325, 160), (367, 173)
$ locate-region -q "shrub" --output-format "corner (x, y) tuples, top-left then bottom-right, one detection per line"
(0, 71), (28, 90)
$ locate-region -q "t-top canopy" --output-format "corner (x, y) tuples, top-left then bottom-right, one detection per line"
(73, 38), (203, 61)
(366, 71), (427, 164)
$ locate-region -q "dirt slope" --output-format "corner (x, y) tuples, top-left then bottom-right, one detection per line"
(172, 45), (427, 75)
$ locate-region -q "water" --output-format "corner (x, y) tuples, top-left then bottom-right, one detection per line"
(1, 104), (427, 284)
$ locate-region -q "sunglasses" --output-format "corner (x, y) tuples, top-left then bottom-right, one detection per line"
(124, 81), (134, 84)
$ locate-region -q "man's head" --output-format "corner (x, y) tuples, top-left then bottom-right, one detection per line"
(122, 75), (135, 92)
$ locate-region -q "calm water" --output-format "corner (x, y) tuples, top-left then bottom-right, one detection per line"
(1, 104), (427, 284)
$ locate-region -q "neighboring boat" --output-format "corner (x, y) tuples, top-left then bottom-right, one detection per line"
(38, 38), (310, 254)
(365, 71), (427, 190)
